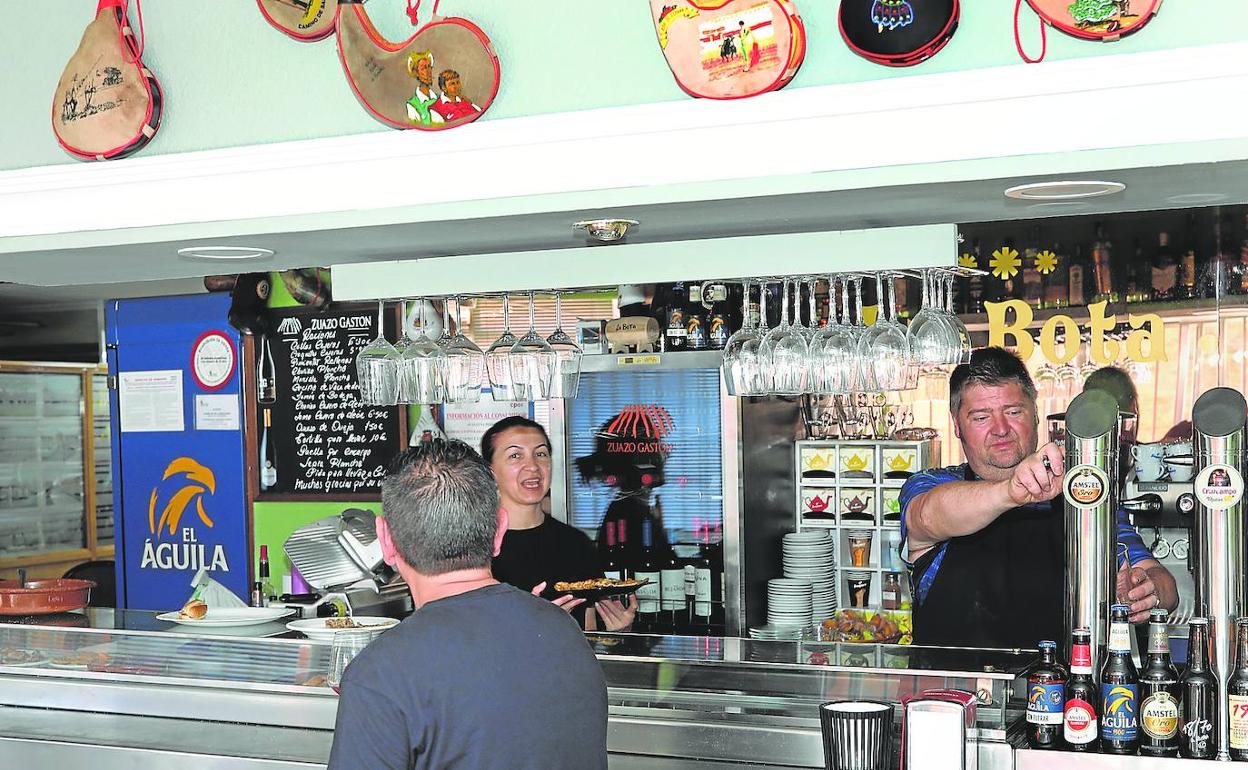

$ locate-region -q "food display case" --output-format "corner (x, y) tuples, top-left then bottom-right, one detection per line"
(0, 614), (1031, 769)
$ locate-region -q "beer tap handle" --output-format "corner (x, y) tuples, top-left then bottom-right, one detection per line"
(1120, 493), (1163, 514)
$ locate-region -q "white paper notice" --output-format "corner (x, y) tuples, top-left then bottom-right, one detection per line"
(194, 394), (240, 431)
(119, 370), (185, 433)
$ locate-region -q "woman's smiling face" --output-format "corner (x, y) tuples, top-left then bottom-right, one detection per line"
(489, 427), (551, 507)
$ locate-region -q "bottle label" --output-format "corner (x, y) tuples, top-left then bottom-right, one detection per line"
(603, 570), (623, 581)
(1152, 265), (1177, 294)
(1064, 697), (1098, 744)
(1141, 691), (1180, 740)
(694, 568), (712, 616)
(1183, 716), (1214, 757)
(1102, 683), (1139, 741)
(634, 571), (660, 613)
(683, 565), (696, 597)
(1071, 642), (1092, 675)
(1108, 623), (1131, 653)
(1149, 628), (1170, 654)
(660, 569), (685, 610)
(1027, 681), (1065, 725)
(1231, 694), (1248, 749)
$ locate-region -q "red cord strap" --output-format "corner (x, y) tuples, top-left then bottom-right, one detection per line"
(1013, 0), (1046, 64)
(114, 0), (145, 64)
(406, 0), (442, 26)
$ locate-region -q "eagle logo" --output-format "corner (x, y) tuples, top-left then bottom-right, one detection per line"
(148, 457), (217, 538)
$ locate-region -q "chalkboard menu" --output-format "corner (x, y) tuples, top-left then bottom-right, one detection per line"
(259, 305), (403, 498)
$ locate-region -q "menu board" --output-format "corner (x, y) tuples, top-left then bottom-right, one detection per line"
(260, 305), (403, 497)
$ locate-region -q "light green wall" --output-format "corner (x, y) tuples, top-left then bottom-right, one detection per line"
(6, 2), (1245, 171)
(253, 500), (382, 593)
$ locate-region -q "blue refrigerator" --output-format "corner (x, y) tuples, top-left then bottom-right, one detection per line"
(107, 294), (251, 610)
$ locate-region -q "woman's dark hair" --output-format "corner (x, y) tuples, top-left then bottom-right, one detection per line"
(480, 416), (550, 464)
(1083, 366), (1139, 414)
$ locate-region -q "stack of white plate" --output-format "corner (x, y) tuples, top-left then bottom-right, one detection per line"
(748, 624), (805, 641)
(767, 578), (813, 628)
(782, 531), (837, 620)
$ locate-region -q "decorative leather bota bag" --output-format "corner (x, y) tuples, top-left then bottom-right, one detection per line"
(1014, 0), (1162, 63)
(839, 0), (960, 67)
(337, 0), (499, 130)
(53, 0), (162, 161)
(256, 0), (340, 42)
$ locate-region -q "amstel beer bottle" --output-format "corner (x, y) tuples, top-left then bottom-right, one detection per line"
(1180, 617), (1217, 759)
(1139, 609), (1180, 757)
(1101, 603), (1140, 755)
(1027, 640), (1067, 749)
(1064, 628), (1099, 752)
(1229, 617), (1248, 760)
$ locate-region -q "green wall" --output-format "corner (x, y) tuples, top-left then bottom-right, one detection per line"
(253, 500), (382, 593)
(6, 1), (1245, 171)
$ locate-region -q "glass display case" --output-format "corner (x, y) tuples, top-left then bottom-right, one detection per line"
(0, 614), (1032, 769)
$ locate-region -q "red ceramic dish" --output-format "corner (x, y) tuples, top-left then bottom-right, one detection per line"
(0, 579), (95, 615)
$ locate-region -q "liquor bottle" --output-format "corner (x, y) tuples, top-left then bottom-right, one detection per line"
(664, 282), (688, 352)
(1101, 603), (1141, 755)
(685, 281), (708, 351)
(1180, 617), (1217, 759)
(1022, 226), (1044, 308)
(706, 283), (731, 350)
(999, 237), (1019, 302)
(1064, 627), (1099, 752)
(258, 544), (274, 605)
(1068, 243), (1089, 308)
(1125, 238), (1151, 304)
(693, 524), (714, 625)
(1027, 640), (1067, 749)
(258, 334), (277, 404)
(1229, 617), (1248, 760)
(1151, 230), (1177, 302)
(633, 518), (662, 630)
(1139, 608), (1180, 757)
(1205, 211), (1232, 299)
(260, 409), (278, 490)
(602, 521), (625, 581)
(881, 572), (902, 611)
(1091, 222), (1118, 304)
(1042, 241), (1068, 309)
(1180, 213), (1202, 300)
(963, 238), (986, 314)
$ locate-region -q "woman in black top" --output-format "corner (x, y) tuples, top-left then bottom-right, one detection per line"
(482, 417), (636, 631)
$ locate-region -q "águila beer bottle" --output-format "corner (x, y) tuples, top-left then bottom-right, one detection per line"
(1064, 628), (1099, 752)
(1229, 617), (1248, 760)
(1140, 609), (1180, 757)
(1027, 640), (1067, 749)
(1101, 603), (1140, 755)
(1180, 617), (1217, 759)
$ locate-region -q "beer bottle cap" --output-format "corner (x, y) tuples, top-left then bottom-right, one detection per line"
(1190, 617), (1209, 626)
(1149, 608), (1168, 623)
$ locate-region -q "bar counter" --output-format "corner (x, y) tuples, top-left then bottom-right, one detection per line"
(0, 609), (1035, 769)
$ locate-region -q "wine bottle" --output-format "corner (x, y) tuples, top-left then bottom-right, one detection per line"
(1042, 241), (1068, 309)
(258, 544), (275, 605)
(659, 501), (685, 629)
(260, 409), (278, 490)
(1151, 230), (1177, 302)
(1068, 243), (1089, 308)
(693, 523), (714, 625)
(1022, 226), (1044, 308)
(1091, 222), (1117, 304)
(633, 518), (661, 631)
(603, 521), (625, 580)
(258, 334), (277, 404)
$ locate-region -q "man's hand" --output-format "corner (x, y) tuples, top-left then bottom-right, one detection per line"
(1005, 442), (1065, 506)
(1116, 564), (1160, 623)
(594, 595), (636, 632)
(530, 581), (586, 614)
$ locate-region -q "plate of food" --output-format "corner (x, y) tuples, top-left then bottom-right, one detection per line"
(286, 616), (399, 642)
(552, 577), (649, 602)
(0, 649), (49, 667)
(156, 600), (293, 628)
(48, 651), (104, 670)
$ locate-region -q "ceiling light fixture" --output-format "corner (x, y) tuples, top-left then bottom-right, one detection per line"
(573, 219), (639, 243)
(1165, 193), (1229, 205)
(1003, 180), (1126, 201)
(177, 246), (275, 261)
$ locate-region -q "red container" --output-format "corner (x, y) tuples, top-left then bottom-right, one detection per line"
(0, 579), (95, 615)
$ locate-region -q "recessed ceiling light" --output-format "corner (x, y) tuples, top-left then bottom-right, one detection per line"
(1165, 193), (1229, 205)
(573, 219), (639, 243)
(177, 246), (275, 261)
(1004, 180), (1126, 201)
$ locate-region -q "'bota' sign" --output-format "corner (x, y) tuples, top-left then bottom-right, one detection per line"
(987, 300), (1167, 365)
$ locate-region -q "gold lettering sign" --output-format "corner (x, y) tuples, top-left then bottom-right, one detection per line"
(986, 300), (1167, 365)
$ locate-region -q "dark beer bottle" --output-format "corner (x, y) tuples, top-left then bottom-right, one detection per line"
(1101, 603), (1141, 755)
(1229, 617), (1248, 760)
(1140, 609), (1181, 756)
(1027, 640), (1067, 749)
(1064, 628), (1100, 752)
(1180, 617), (1217, 759)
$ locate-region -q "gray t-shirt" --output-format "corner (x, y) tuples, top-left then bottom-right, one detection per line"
(328, 582), (607, 770)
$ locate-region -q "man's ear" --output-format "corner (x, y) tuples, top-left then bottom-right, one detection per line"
(376, 515), (402, 568)
(952, 416), (963, 441)
(493, 506), (509, 558)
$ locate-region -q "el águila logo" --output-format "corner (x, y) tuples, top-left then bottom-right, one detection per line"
(140, 457), (230, 572)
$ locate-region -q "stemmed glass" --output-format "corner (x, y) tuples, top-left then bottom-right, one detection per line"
(435, 299), (453, 349)
(761, 278), (809, 395)
(940, 272), (973, 364)
(846, 276), (875, 393)
(485, 294), (520, 402)
(546, 291), (583, 400)
(723, 280), (762, 396)
(742, 282), (772, 395)
(399, 298), (447, 405)
(509, 292), (558, 401)
(863, 273), (913, 392)
(812, 276), (857, 395)
(443, 296), (485, 403)
(907, 270), (955, 369)
(355, 300), (399, 406)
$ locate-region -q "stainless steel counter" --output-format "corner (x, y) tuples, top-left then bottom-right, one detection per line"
(0, 612), (1036, 769)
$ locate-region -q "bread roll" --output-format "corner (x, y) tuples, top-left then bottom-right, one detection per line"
(179, 599), (208, 619)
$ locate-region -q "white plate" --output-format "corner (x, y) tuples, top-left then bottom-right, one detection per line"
(0, 656), (50, 667)
(156, 607), (294, 627)
(286, 616), (399, 642)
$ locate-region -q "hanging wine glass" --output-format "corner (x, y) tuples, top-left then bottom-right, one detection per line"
(861, 273), (912, 392)
(546, 291), (583, 400)
(435, 299), (453, 349)
(444, 296), (486, 403)
(812, 276), (856, 395)
(485, 294), (520, 402)
(741, 281), (772, 396)
(846, 275), (877, 393)
(509, 292), (557, 401)
(392, 300), (414, 358)
(399, 298), (448, 405)
(355, 300), (399, 406)
(760, 278), (809, 395)
(941, 272), (973, 364)
(722, 280), (763, 396)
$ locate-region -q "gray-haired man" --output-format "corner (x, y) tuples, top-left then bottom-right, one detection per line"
(328, 439), (607, 770)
